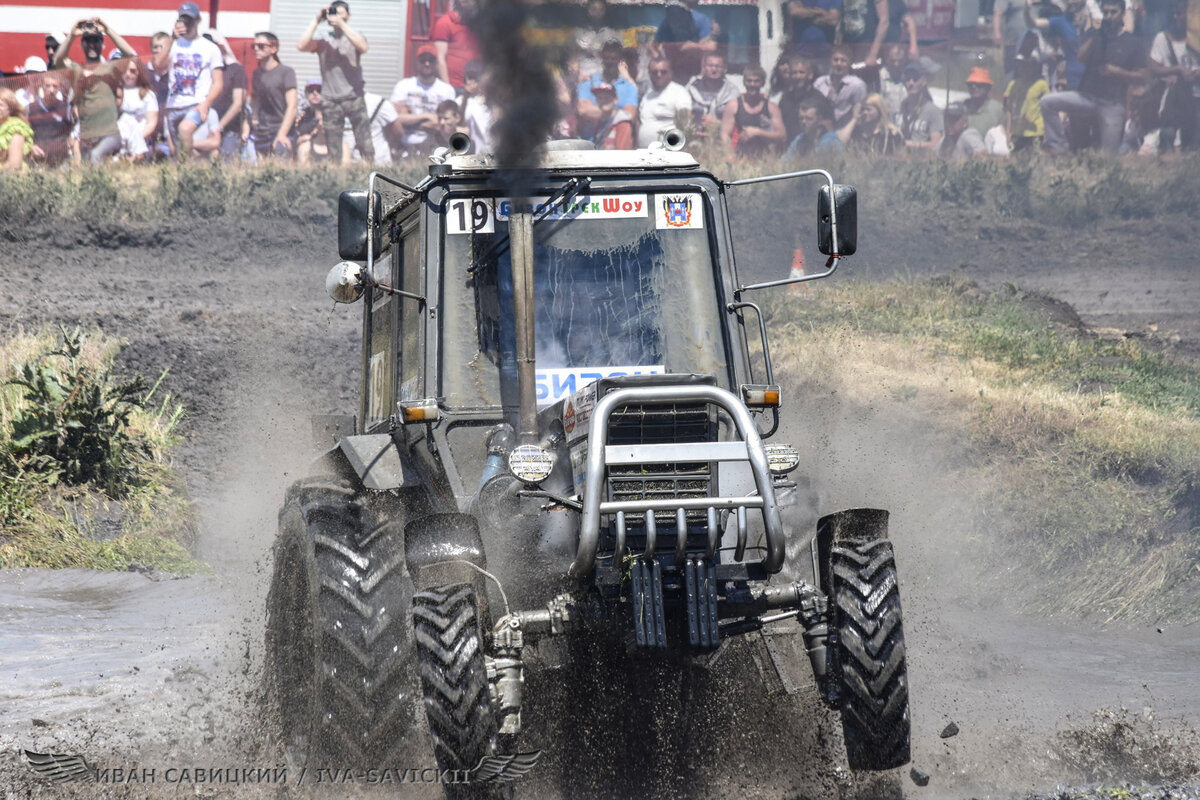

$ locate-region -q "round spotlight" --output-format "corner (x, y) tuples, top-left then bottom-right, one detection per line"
(508, 444), (554, 484)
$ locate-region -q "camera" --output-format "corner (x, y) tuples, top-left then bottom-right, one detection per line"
(80, 20), (99, 33)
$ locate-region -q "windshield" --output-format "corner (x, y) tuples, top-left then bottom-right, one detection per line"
(441, 191), (728, 412)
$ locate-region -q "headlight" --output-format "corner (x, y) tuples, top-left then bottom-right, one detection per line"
(325, 261), (366, 303)
(508, 444), (554, 484)
(764, 443), (800, 474)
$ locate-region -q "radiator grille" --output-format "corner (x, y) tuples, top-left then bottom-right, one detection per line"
(606, 401), (715, 524)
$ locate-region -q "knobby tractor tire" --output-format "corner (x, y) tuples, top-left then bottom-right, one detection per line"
(412, 583), (504, 799)
(266, 477), (415, 767)
(830, 537), (912, 771)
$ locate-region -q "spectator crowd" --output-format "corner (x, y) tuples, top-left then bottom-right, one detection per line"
(1, 0), (1197, 172)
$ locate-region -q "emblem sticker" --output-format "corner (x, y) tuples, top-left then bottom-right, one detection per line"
(655, 193), (704, 230)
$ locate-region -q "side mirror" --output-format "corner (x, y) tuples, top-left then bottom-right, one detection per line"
(818, 184), (857, 256)
(338, 189), (382, 261)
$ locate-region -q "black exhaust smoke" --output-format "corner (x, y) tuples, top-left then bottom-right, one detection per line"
(468, 0), (559, 176)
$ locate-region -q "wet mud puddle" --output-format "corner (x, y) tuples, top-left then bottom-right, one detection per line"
(0, 568), (256, 759)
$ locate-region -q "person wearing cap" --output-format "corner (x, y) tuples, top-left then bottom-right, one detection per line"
(390, 43), (455, 158)
(898, 59), (943, 148)
(963, 66), (1005, 135)
(298, 1), (374, 164)
(52, 18), (136, 164)
(431, 0), (480, 88)
(294, 80), (329, 164)
(939, 103), (988, 160)
(577, 39), (638, 131)
(45, 36), (62, 68)
(203, 29), (248, 161)
(249, 32), (298, 160)
(579, 80), (634, 149)
(164, 2), (224, 160)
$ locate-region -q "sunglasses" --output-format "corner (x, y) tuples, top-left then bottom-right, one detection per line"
(253, 42), (273, 49)
(418, 56), (436, 63)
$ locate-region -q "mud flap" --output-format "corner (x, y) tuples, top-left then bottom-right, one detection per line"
(749, 624), (814, 696)
(404, 513), (490, 620)
(815, 508), (890, 594)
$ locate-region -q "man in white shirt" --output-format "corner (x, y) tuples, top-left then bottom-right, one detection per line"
(391, 43), (456, 157)
(164, 1), (224, 159)
(637, 57), (692, 147)
(346, 91), (403, 165)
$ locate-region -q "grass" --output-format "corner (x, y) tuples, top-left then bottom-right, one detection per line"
(765, 277), (1200, 622)
(0, 326), (203, 573)
(3, 153), (1200, 239)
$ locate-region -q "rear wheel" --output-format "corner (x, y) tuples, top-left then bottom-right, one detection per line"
(829, 537), (911, 771)
(412, 583), (504, 799)
(266, 478), (416, 766)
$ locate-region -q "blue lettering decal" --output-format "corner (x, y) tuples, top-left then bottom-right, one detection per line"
(552, 374), (577, 399)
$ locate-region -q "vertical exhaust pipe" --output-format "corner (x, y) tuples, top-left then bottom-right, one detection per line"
(660, 128), (686, 151)
(448, 131), (472, 155)
(509, 210), (538, 443)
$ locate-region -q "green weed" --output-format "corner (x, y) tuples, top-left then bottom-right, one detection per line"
(0, 326), (200, 573)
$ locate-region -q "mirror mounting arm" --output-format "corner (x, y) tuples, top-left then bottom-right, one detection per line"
(362, 272), (427, 307)
(726, 168), (854, 298)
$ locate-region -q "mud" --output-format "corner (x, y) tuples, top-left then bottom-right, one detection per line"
(1, 194), (1198, 799)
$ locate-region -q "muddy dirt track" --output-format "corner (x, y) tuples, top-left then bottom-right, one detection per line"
(1, 192), (1198, 799)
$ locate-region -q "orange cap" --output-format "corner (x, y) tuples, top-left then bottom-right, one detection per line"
(966, 66), (992, 85)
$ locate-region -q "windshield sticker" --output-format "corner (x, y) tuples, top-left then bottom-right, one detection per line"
(498, 195), (648, 222)
(447, 195), (650, 233)
(536, 365), (665, 408)
(655, 193), (704, 230)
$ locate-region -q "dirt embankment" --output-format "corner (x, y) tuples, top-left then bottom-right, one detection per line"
(1, 197), (1198, 799)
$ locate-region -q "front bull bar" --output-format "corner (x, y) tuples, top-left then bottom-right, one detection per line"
(569, 384), (785, 577)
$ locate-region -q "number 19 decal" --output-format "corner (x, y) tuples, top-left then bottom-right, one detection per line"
(447, 198), (495, 234)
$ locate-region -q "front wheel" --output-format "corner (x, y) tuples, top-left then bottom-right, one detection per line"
(412, 583), (505, 799)
(266, 478), (416, 766)
(829, 537), (911, 771)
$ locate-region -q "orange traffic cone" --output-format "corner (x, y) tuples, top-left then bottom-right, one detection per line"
(788, 247), (808, 297)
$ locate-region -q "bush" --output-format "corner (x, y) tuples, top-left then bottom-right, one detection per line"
(5, 327), (164, 496)
(0, 326), (198, 572)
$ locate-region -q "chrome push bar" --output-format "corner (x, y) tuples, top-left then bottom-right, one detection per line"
(570, 384), (785, 577)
